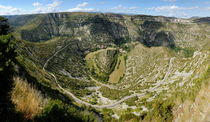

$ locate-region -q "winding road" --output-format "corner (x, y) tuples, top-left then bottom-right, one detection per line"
(42, 42), (177, 109)
(147, 57), (175, 92)
(43, 42), (73, 70)
(90, 76), (117, 89)
(43, 43), (146, 108)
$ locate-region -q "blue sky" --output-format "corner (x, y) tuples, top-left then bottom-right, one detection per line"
(0, 0), (210, 18)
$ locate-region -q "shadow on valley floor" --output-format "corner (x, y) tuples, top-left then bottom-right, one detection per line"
(139, 20), (175, 48)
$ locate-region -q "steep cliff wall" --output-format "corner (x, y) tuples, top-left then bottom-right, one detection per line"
(10, 13), (176, 48)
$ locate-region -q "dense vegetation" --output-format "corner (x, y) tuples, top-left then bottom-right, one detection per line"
(36, 100), (96, 122)
(0, 17), (22, 121)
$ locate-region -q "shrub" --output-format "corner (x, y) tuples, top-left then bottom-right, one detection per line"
(37, 99), (95, 122)
(119, 113), (139, 122)
(144, 99), (174, 122)
(172, 46), (194, 58)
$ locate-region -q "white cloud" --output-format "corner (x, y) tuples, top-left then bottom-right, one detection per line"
(32, 0), (62, 13)
(148, 5), (198, 17)
(161, 0), (176, 2)
(111, 5), (138, 10)
(32, 2), (42, 7)
(67, 2), (95, 12)
(105, 5), (140, 14)
(77, 2), (88, 8)
(149, 5), (197, 11)
(47, 0), (62, 9)
(67, 7), (95, 12)
(0, 5), (24, 15)
(150, 5), (179, 11)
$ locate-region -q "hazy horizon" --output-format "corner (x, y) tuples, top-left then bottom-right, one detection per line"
(0, 0), (210, 18)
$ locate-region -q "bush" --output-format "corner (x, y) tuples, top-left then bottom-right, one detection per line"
(144, 99), (174, 122)
(0, 17), (9, 35)
(37, 99), (95, 122)
(0, 34), (16, 72)
(172, 46), (194, 58)
(0, 17), (22, 121)
(119, 113), (139, 122)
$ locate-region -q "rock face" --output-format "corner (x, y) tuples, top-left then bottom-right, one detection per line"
(21, 13), (68, 42)
(10, 13), (175, 47)
(83, 15), (129, 45)
(140, 21), (175, 47)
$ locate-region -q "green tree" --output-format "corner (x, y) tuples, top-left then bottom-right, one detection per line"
(0, 17), (16, 75)
(36, 99), (95, 122)
(0, 17), (9, 35)
(0, 34), (16, 73)
(0, 17), (22, 121)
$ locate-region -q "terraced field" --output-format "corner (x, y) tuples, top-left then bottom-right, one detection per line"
(108, 54), (126, 84)
(40, 40), (209, 119)
(10, 13), (210, 121)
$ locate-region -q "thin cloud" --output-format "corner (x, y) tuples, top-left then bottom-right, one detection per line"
(32, 0), (62, 13)
(47, 0), (62, 9)
(67, 2), (95, 12)
(32, 2), (42, 7)
(67, 7), (95, 12)
(0, 5), (23, 15)
(148, 5), (198, 17)
(104, 5), (140, 14)
(77, 2), (88, 8)
(161, 0), (176, 2)
(111, 5), (138, 10)
(149, 5), (197, 11)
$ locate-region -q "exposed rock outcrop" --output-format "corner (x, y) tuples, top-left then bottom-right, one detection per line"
(11, 13), (175, 47)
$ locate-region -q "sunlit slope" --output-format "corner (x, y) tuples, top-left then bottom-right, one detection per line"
(10, 13), (210, 121)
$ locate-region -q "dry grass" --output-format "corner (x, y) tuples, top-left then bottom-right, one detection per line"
(108, 55), (126, 83)
(11, 76), (47, 120)
(173, 79), (210, 122)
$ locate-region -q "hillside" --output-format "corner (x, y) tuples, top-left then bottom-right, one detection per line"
(4, 12), (210, 121)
